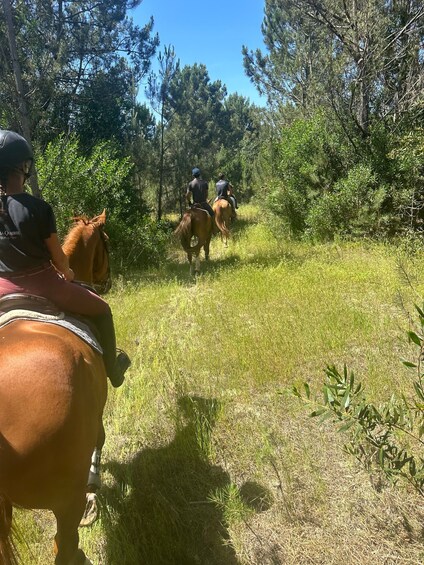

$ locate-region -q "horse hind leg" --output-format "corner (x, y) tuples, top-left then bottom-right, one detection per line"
(80, 423), (105, 527)
(54, 493), (92, 565)
(194, 253), (201, 275)
(87, 422), (105, 493)
(187, 251), (195, 275)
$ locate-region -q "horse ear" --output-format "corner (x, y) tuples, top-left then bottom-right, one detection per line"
(92, 209), (106, 227)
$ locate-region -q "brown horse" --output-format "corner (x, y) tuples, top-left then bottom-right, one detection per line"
(213, 199), (233, 246)
(63, 209), (111, 294)
(174, 206), (213, 274)
(0, 212), (112, 564)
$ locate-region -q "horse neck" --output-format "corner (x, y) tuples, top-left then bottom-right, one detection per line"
(63, 223), (99, 282)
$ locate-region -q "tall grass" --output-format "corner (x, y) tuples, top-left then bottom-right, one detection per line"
(14, 205), (424, 564)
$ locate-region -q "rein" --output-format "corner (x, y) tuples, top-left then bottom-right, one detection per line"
(95, 227), (111, 294)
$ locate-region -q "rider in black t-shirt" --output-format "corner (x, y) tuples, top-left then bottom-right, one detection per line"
(0, 129), (130, 387)
(186, 167), (214, 217)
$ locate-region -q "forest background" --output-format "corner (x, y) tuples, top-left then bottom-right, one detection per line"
(0, 0), (423, 262)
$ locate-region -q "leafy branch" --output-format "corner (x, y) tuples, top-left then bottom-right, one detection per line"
(293, 304), (424, 496)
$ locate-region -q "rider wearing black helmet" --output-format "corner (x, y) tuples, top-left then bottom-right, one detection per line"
(186, 167), (214, 218)
(0, 129), (130, 387)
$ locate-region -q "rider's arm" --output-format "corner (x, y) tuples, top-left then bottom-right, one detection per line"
(186, 189), (192, 206)
(44, 233), (75, 281)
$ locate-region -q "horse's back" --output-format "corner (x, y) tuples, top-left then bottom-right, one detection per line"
(190, 207), (212, 234)
(213, 198), (231, 216)
(0, 320), (107, 510)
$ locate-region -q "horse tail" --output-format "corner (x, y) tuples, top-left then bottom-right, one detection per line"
(174, 212), (204, 253)
(0, 494), (17, 565)
(215, 205), (230, 239)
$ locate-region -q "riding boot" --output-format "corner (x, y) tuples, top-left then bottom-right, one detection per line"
(91, 312), (131, 387)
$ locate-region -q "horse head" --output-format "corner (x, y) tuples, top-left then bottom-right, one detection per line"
(63, 209), (111, 294)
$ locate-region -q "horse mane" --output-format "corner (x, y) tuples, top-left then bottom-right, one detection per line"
(62, 216), (93, 255)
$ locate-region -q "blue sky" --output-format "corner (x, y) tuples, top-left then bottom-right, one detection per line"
(130, 0), (267, 107)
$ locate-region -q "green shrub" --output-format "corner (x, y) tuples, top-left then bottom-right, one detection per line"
(306, 164), (386, 240)
(266, 112), (351, 236)
(112, 218), (172, 269)
(36, 134), (170, 268)
(37, 134), (135, 235)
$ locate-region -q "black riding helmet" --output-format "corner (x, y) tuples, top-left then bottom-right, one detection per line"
(0, 130), (33, 171)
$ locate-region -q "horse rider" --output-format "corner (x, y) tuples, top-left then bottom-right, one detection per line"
(0, 129), (130, 387)
(186, 167), (215, 218)
(215, 172), (237, 219)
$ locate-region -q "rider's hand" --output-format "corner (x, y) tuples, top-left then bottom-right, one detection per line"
(62, 267), (75, 281)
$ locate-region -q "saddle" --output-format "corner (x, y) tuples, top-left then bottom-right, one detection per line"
(0, 293), (102, 354)
(191, 203), (212, 217)
(0, 293), (60, 315)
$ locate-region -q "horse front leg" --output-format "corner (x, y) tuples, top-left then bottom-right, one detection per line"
(54, 494), (92, 564)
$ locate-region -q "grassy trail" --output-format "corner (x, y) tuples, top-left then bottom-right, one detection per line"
(16, 206), (424, 564)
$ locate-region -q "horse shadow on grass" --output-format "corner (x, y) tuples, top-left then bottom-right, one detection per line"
(100, 396), (272, 565)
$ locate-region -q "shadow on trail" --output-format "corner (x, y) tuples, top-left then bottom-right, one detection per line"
(100, 396), (271, 565)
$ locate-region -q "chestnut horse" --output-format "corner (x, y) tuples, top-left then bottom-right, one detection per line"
(174, 206), (213, 274)
(63, 209), (111, 294)
(213, 199), (233, 246)
(0, 211), (112, 564)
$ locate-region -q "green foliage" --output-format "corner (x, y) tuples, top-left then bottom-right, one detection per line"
(218, 94), (261, 197)
(0, 0), (158, 146)
(293, 304), (424, 496)
(208, 483), (253, 526)
(112, 218), (172, 269)
(36, 134), (170, 268)
(388, 128), (424, 229)
(266, 112), (349, 236)
(306, 164), (386, 240)
(37, 135), (135, 235)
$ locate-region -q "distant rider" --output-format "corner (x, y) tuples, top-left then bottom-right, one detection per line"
(186, 167), (214, 218)
(215, 173), (237, 219)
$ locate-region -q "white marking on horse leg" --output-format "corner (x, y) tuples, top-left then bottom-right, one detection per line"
(87, 448), (101, 490)
(195, 255), (201, 273)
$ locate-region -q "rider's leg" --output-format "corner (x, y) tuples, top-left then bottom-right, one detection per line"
(91, 311), (131, 388)
(203, 202), (215, 218)
(229, 197), (237, 218)
(1, 266), (131, 388)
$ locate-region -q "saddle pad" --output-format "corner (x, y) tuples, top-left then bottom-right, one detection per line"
(0, 309), (103, 354)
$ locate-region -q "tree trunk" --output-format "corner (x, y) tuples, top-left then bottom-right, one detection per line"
(2, 0), (40, 197)
(157, 104), (164, 221)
